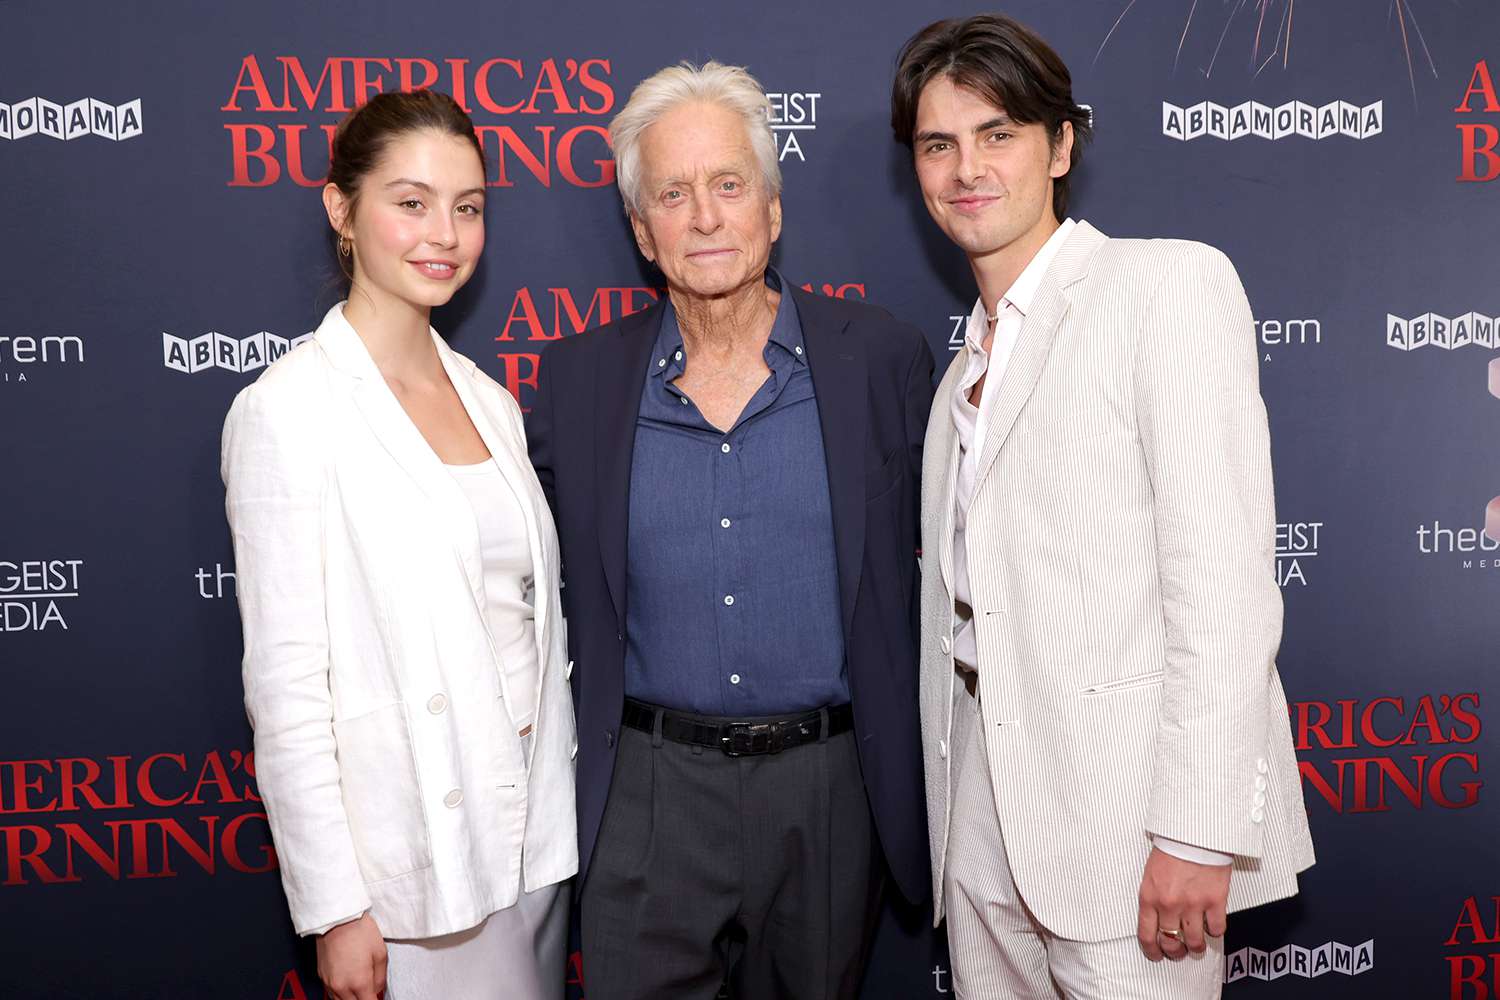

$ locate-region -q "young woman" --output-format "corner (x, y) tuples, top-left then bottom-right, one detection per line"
(222, 90), (576, 1000)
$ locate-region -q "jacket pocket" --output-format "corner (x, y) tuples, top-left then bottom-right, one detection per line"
(332, 702), (433, 882)
(1079, 670), (1165, 696)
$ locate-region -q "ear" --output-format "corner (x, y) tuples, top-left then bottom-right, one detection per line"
(1049, 121), (1075, 179)
(629, 210), (657, 264)
(323, 183), (352, 239)
(768, 193), (783, 245)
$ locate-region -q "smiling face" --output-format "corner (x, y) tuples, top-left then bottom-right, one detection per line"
(628, 100), (782, 301)
(323, 129), (486, 312)
(912, 75), (1072, 262)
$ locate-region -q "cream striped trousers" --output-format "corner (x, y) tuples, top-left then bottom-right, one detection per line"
(944, 688), (1224, 999)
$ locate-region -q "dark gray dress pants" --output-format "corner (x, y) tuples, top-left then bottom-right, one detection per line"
(580, 709), (881, 1000)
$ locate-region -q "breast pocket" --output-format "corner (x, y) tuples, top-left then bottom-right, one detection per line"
(332, 702), (433, 882)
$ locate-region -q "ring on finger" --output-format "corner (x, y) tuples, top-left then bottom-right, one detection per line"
(1159, 927), (1185, 943)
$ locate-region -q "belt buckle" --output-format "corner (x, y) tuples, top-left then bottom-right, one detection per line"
(720, 721), (784, 756)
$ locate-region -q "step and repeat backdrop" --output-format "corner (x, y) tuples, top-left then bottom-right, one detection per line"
(3, 0), (1497, 997)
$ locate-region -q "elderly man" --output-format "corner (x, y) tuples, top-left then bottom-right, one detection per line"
(526, 61), (933, 1000)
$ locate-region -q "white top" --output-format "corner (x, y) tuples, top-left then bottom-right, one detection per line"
(446, 458), (539, 735)
(950, 218), (1074, 675)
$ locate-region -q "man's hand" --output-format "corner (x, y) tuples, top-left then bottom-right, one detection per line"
(316, 913), (388, 1000)
(1136, 847), (1231, 961)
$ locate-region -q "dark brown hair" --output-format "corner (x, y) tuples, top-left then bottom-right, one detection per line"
(891, 14), (1093, 220)
(327, 89), (486, 279)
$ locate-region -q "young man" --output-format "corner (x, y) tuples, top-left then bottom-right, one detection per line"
(891, 15), (1314, 999)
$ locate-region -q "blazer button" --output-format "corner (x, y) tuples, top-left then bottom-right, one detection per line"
(1254, 775), (1268, 792)
(565, 659), (575, 681)
(443, 789), (463, 808)
(938, 739), (948, 759)
(427, 693), (448, 714)
(604, 730), (614, 748)
(1253, 791), (1267, 807)
(940, 636), (952, 655)
(1256, 757), (1269, 774)
(1250, 806), (1264, 823)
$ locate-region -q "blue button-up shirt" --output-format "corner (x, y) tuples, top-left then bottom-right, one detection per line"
(623, 270), (848, 716)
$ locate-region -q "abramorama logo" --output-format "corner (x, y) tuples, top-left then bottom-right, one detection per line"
(1225, 940), (1374, 982)
(162, 330), (312, 375)
(1386, 312), (1498, 350)
(0, 98), (142, 141)
(1162, 100), (1381, 141)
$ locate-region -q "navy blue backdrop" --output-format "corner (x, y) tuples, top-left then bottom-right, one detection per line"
(3, 0), (1498, 997)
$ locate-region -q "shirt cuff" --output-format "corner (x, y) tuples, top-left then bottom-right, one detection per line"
(304, 909), (369, 937)
(1152, 834), (1233, 867)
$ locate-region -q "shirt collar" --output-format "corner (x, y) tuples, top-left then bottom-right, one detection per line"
(964, 217), (1078, 353)
(651, 267), (804, 380)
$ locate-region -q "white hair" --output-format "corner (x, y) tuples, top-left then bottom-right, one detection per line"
(609, 60), (782, 216)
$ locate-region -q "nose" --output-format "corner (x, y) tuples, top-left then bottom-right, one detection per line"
(954, 140), (984, 188)
(689, 186), (724, 235)
(427, 208), (459, 249)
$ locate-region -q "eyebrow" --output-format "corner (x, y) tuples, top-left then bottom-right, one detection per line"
(385, 178), (486, 198)
(913, 115), (1015, 145)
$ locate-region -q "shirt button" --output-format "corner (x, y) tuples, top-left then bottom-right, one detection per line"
(723, 594), (735, 606)
(794, 345), (803, 356)
(721, 442), (731, 454)
(730, 673), (741, 685)
(443, 789), (463, 808)
(427, 693), (447, 714)
(940, 636), (952, 654)
(657, 358), (667, 368)
(674, 350), (683, 361)
(605, 730), (615, 748)
(680, 397), (689, 405)
(720, 518), (731, 528)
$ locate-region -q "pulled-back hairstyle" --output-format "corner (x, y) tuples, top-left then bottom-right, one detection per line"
(609, 60), (782, 217)
(891, 15), (1093, 220)
(326, 89), (486, 279)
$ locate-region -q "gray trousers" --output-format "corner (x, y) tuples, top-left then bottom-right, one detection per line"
(581, 707), (881, 1000)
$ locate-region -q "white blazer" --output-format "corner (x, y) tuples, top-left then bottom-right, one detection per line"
(222, 303), (577, 939)
(920, 223), (1315, 942)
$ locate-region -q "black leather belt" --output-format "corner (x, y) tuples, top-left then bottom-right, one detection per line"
(621, 699), (854, 756)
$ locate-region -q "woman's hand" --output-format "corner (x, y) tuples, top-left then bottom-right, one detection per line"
(317, 913), (388, 1000)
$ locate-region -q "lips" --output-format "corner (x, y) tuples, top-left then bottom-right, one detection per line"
(410, 260), (458, 278)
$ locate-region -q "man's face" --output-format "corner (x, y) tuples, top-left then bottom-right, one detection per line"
(911, 76), (1072, 259)
(629, 100), (782, 300)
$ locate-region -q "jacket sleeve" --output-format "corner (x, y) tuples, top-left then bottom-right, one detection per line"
(222, 381), (371, 934)
(1134, 243), (1284, 859)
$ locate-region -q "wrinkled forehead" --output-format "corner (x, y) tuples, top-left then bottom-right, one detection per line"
(638, 103), (760, 183)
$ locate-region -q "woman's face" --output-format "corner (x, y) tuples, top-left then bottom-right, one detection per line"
(328, 130), (487, 312)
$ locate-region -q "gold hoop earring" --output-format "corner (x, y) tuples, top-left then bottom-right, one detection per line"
(338, 235), (351, 257)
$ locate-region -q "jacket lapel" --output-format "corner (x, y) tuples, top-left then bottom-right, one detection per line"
(594, 302), (664, 633)
(316, 305), (486, 603)
(970, 222), (1107, 494)
(792, 287), (866, 643)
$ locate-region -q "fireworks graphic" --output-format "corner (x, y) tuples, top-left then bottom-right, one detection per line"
(1094, 0), (1440, 104)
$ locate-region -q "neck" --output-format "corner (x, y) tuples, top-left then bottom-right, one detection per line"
(669, 275), (778, 360)
(969, 214), (1062, 321)
(342, 282), (441, 380)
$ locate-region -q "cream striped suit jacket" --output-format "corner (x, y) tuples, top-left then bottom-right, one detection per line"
(919, 221), (1315, 942)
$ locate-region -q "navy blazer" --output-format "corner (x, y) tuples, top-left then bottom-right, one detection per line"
(526, 285), (934, 905)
